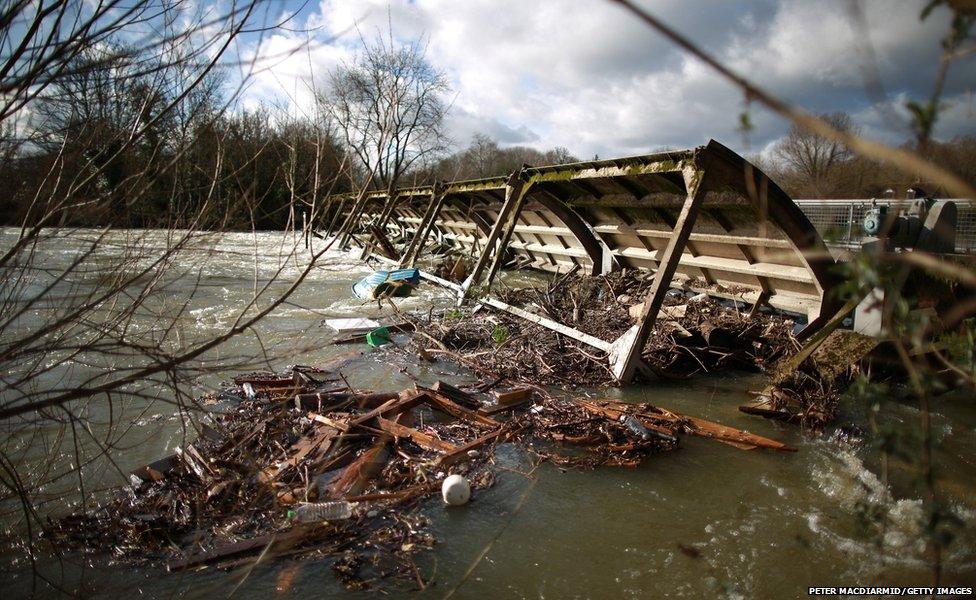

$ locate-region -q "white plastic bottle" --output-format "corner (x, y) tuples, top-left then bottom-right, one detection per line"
(289, 501), (354, 522)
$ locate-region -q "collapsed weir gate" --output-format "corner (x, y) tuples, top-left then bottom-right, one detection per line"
(322, 139), (840, 383)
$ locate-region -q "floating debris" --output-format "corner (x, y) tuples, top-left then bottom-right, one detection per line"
(404, 270), (798, 387)
(46, 362), (791, 591)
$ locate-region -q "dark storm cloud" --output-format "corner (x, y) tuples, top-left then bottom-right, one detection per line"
(248, 0), (976, 157)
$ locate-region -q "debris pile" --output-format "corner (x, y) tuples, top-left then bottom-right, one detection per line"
(414, 270), (799, 387)
(46, 362), (793, 590)
(742, 329), (880, 428)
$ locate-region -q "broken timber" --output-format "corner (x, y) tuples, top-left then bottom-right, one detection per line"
(325, 139), (839, 383)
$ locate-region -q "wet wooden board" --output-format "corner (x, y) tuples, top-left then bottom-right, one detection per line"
(436, 428), (510, 467)
(587, 400), (794, 452)
(420, 386), (499, 427)
(374, 416), (458, 453)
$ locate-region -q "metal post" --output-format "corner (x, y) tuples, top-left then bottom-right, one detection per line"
(846, 203), (854, 245)
(608, 165), (709, 383)
(337, 189), (373, 250)
(399, 185), (446, 268)
(459, 169), (531, 298)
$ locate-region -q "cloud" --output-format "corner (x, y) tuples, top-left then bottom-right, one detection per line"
(239, 0), (976, 158)
(444, 107), (540, 147)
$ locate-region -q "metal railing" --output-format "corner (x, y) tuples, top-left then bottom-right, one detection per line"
(794, 199), (975, 253)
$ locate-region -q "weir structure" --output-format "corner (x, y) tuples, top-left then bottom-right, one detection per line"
(323, 139), (839, 383)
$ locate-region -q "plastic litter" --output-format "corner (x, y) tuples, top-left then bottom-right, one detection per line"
(441, 474), (471, 506)
(366, 326), (391, 347)
(288, 500), (354, 522)
(325, 318), (381, 334)
(620, 415), (679, 444)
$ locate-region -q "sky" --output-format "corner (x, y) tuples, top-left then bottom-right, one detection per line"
(236, 0), (976, 160)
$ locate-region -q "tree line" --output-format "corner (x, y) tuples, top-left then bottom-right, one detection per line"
(759, 113), (976, 199)
(3, 35), (974, 232)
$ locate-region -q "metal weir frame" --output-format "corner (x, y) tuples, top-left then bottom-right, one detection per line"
(325, 140), (839, 383)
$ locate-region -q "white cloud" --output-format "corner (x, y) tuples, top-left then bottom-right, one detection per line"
(239, 0), (976, 158)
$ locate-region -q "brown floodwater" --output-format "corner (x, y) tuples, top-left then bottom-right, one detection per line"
(1, 229), (974, 598)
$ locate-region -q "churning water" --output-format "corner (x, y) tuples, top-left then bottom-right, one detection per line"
(1, 229), (974, 598)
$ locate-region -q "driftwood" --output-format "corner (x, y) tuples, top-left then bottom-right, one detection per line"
(375, 416), (458, 453)
(54, 353), (798, 592)
(431, 380), (481, 409)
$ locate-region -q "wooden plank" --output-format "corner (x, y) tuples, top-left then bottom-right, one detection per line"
(308, 412), (350, 432)
(747, 290), (770, 318)
(578, 402), (680, 440)
(772, 291), (865, 383)
(167, 527), (312, 572)
(260, 425), (338, 483)
(436, 428), (509, 467)
(493, 387), (533, 406)
(462, 170), (530, 293)
(374, 190), (401, 231)
(337, 187), (377, 249)
(592, 400), (794, 452)
(592, 224), (793, 249)
(676, 413), (794, 452)
(398, 187), (444, 267)
(506, 240), (589, 259)
(611, 247), (815, 284)
(326, 435), (392, 499)
(420, 387), (500, 427)
(483, 180), (535, 290)
(480, 296), (612, 352)
(346, 391), (426, 428)
(431, 380), (481, 410)
(374, 416), (458, 453)
(365, 224), (399, 261)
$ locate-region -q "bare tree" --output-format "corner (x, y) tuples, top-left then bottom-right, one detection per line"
(774, 112), (857, 197)
(426, 133), (580, 181)
(321, 33), (451, 191)
(0, 4), (360, 592)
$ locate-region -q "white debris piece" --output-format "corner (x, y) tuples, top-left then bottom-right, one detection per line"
(325, 318), (381, 334)
(441, 474), (471, 506)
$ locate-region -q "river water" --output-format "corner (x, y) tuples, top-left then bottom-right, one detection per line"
(1, 229), (974, 598)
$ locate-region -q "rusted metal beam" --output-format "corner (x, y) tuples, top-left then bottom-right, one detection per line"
(534, 190), (618, 275)
(460, 169), (532, 297)
(609, 165), (709, 383)
(398, 184), (445, 267)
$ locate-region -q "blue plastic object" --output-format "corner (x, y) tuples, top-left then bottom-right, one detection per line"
(352, 269), (421, 300)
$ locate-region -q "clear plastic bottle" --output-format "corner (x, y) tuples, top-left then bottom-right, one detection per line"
(620, 415), (678, 444)
(289, 501), (354, 522)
